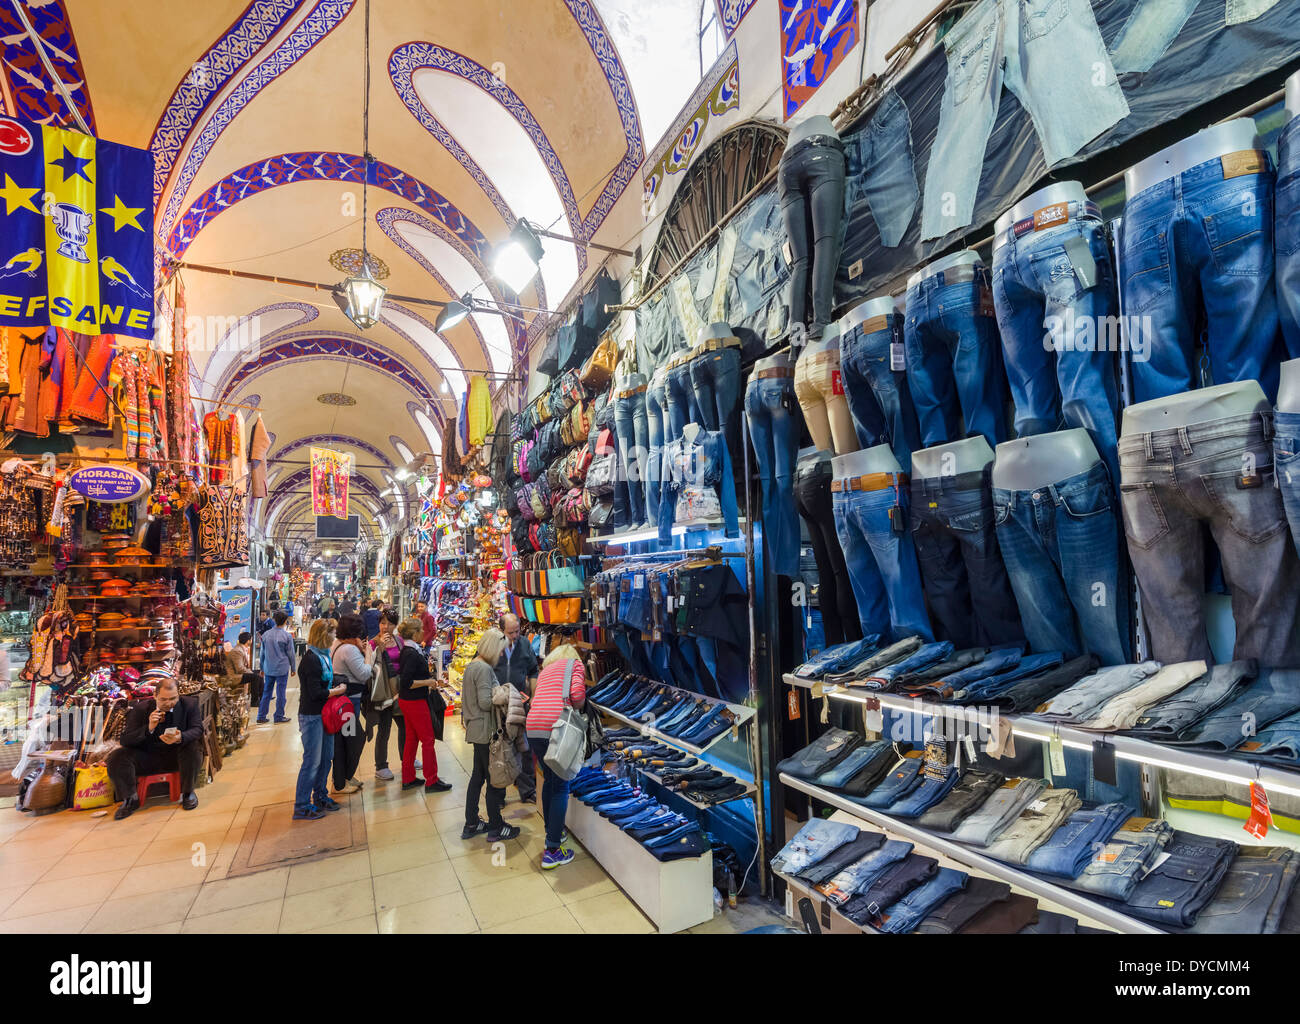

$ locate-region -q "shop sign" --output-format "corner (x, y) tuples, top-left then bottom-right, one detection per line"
(68, 464), (150, 503)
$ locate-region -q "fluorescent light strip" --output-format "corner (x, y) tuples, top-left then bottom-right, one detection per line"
(827, 688), (1300, 800)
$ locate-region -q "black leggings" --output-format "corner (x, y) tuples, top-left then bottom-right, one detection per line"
(465, 742), (505, 831)
(778, 138), (846, 340)
(368, 703), (406, 771)
(332, 697), (366, 789)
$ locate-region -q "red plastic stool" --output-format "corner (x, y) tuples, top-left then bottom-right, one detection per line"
(136, 772), (181, 805)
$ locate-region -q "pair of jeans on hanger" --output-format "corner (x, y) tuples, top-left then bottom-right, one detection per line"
(778, 135), (846, 340)
(745, 368), (801, 577)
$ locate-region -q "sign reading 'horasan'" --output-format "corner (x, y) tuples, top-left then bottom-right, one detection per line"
(68, 464), (150, 502)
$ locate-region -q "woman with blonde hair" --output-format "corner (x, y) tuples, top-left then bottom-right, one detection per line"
(460, 627), (521, 842)
(525, 643), (586, 868)
(396, 617), (452, 793)
(293, 618), (346, 820)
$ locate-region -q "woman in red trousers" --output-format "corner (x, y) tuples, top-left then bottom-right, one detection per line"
(396, 618), (452, 793)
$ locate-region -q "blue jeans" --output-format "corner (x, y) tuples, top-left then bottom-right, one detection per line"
(1169, 667), (1300, 751)
(614, 388), (650, 528)
(832, 478), (933, 642)
(878, 867), (967, 934)
(920, 0), (1127, 240)
(689, 347), (741, 433)
(992, 212), (1121, 487)
(1121, 149), (1285, 404)
(295, 714), (333, 812)
(259, 673), (288, 720)
(1278, 117), (1300, 360)
(842, 314), (924, 468)
(528, 737), (570, 850)
(823, 838), (913, 902)
(1274, 410), (1300, 558)
(665, 362), (700, 441)
(646, 371), (670, 525)
(1024, 801), (1134, 879)
(1109, 0), (1283, 74)
(744, 374), (800, 577)
(772, 819), (859, 876)
(903, 268), (1007, 449)
(841, 88), (918, 249)
(793, 636), (881, 679)
(658, 429), (740, 543)
(993, 462), (1131, 666)
(1063, 818), (1173, 901)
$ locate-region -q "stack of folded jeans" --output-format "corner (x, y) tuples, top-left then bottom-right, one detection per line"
(588, 673), (741, 747)
(1032, 662), (1163, 723)
(771, 818), (860, 876)
(1183, 847), (1299, 935)
(1236, 707), (1300, 766)
(1056, 816), (1173, 902)
(653, 764), (751, 805)
(792, 636), (882, 680)
(853, 753), (924, 809)
(569, 767), (710, 860)
(893, 647), (990, 695)
(796, 830), (886, 886)
(835, 741), (907, 798)
(774, 727), (862, 779)
(1018, 911), (1109, 934)
(852, 641), (954, 691)
(1095, 830), (1238, 929)
(924, 645), (1023, 695)
(1024, 801), (1133, 879)
(950, 777), (1047, 847)
(841, 854), (940, 926)
(885, 764), (961, 818)
(1162, 669), (1300, 751)
(989, 655), (1099, 712)
(873, 866), (968, 934)
(983, 788), (1082, 865)
(826, 636), (923, 686)
(1124, 660), (1257, 741)
(916, 769), (1005, 833)
(1074, 660), (1207, 732)
(820, 838), (913, 905)
(812, 738), (896, 791)
(949, 651), (1066, 703)
(914, 876), (1014, 934)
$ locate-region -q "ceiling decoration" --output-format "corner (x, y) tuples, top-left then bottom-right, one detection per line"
(0, 1), (95, 127)
(316, 391), (357, 406)
(329, 247), (389, 278)
(272, 434), (394, 467)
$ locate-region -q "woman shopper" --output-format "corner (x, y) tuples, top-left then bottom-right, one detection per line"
(293, 618), (346, 820)
(526, 644), (586, 868)
(331, 614), (374, 795)
(396, 617), (452, 793)
(369, 609), (405, 781)
(460, 628), (521, 842)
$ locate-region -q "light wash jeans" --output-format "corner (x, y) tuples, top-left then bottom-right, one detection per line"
(1034, 661), (1160, 722)
(1110, 0), (1283, 73)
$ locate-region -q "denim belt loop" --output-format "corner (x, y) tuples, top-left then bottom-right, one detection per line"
(1144, 432), (1154, 460)
(1177, 427), (1192, 456)
(1261, 410), (1274, 442)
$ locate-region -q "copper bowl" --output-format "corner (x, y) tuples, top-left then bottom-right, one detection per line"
(89, 569), (112, 582)
(82, 551), (111, 566)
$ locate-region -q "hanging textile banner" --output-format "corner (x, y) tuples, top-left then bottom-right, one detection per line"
(310, 447), (351, 519)
(0, 114), (154, 338)
(779, 0), (859, 120)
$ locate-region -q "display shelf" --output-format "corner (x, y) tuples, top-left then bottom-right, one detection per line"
(589, 517), (748, 546)
(67, 595), (177, 601)
(784, 674), (1300, 801)
(593, 692), (756, 758)
(565, 789), (714, 933)
(778, 773), (1161, 934)
(633, 760), (756, 810)
(66, 563), (175, 569)
(771, 865), (881, 935)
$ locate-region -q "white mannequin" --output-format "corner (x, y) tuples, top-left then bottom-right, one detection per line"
(995, 182), (1089, 240)
(992, 430), (1100, 492)
(753, 349), (794, 375)
(1279, 359), (1300, 415)
(1122, 381), (1268, 436)
(1126, 119), (1259, 198)
(682, 423), (704, 445)
(841, 294), (895, 332)
(698, 322), (737, 346)
(1287, 70), (1300, 121)
(907, 249), (982, 291)
(912, 436), (994, 481)
(833, 443), (902, 479)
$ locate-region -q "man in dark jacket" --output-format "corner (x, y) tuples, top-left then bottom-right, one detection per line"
(494, 613), (539, 803)
(107, 676), (205, 820)
(362, 599), (382, 639)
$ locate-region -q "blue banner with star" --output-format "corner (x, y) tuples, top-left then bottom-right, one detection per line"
(0, 113), (153, 339)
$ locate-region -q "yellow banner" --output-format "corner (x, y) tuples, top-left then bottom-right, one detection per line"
(41, 125), (99, 332)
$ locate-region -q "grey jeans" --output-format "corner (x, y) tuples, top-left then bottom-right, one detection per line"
(951, 777), (1047, 847)
(1034, 661), (1160, 723)
(1119, 411), (1300, 668)
(983, 788), (1082, 865)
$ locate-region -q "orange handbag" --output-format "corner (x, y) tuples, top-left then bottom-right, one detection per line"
(580, 332), (618, 388)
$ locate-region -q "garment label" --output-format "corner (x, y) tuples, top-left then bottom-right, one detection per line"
(1092, 740), (1117, 786)
(1244, 781), (1273, 839)
(986, 716), (1015, 759)
(890, 341), (906, 372)
(788, 689), (801, 720)
(1001, 777), (1022, 789)
(1028, 799), (1048, 813)
(666, 595), (675, 612)
(1048, 734), (1067, 777)
(865, 706), (883, 733)
(848, 258), (864, 280)
(1097, 843), (1122, 864)
(652, 627), (662, 642)
(1120, 816), (1155, 832)
(1222, 150), (1265, 179)
(963, 733), (977, 762)
(831, 369), (845, 396)
(978, 285), (996, 318)
(1033, 203), (1069, 231)
(598, 596), (607, 610)
(1149, 852), (1171, 872)
(1063, 235), (1097, 290)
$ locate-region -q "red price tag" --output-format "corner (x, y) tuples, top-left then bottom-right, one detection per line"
(831, 369), (845, 396)
(787, 689), (801, 721)
(1244, 781), (1272, 839)
(863, 696), (881, 712)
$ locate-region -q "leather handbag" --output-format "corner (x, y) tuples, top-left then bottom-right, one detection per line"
(557, 527), (582, 558)
(586, 448), (617, 497)
(537, 330), (561, 378)
(580, 331), (618, 389)
(588, 500), (614, 531)
(583, 267), (620, 335)
(546, 552), (584, 594)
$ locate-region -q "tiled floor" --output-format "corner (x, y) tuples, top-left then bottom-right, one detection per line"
(0, 681), (781, 934)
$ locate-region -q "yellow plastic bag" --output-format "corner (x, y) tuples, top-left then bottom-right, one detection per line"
(72, 762), (113, 811)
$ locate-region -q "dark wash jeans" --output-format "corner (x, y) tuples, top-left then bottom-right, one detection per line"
(689, 346), (741, 433)
(1119, 411), (1300, 667)
(1122, 148), (1286, 403)
(914, 876), (1011, 934)
(904, 266), (1008, 449)
(613, 387), (650, 529)
(528, 737), (571, 851)
(1103, 830), (1237, 929)
(1273, 409), (1300, 559)
(992, 211), (1122, 487)
(993, 462), (1131, 666)
(778, 136), (846, 339)
(1186, 846), (1298, 935)
(917, 769), (1005, 835)
(841, 88), (918, 249)
(665, 361), (701, 441)
(1278, 116), (1300, 360)
(841, 314), (923, 470)
(795, 459), (862, 647)
(745, 373), (801, 577)
(911, 470), (1024, 649)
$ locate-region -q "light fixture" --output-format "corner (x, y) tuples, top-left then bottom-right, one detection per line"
(492, 220), (545, 294)
(394, 467), (411, 480)
(434, 294), (473, 332)
(331, 0), (386, 331)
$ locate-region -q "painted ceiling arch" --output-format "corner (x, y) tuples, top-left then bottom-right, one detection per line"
(271, 434), (394, 468)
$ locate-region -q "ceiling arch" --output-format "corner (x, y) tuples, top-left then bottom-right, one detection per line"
(271, 434), (394, 468)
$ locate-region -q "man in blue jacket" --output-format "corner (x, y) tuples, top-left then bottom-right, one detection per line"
(258, 610), (297, 723)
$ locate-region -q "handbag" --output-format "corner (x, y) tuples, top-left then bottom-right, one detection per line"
(72, 762), (113, 811)
(588, 500), (614, 531)
(543, 660), (588, 782)
(537, 330), (560, 378)
(586, 449), (616, 497)
(428, 687), (447, 741)
(322, 694), (354, 735)
(582, 267), (620, 336)
(559, 312), (597, 373)
(488, 710), (521, 789)
(545, 552), (584, 594)
(369, 654), (398, 710)
(557, 527), (582, 558)
(580, 331), (618, 389)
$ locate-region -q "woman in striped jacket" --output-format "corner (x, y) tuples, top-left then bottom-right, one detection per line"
(525, 645), (586, 870)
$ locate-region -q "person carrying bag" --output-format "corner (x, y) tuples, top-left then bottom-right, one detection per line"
(525, 646), (588, 871)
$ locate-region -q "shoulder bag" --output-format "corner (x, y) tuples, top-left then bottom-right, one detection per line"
(543, 660), (588, 781)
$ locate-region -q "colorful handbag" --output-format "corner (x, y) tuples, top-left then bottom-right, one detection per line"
(546, 552), (584, 594)
(557, 527), (582, 558)
(580, 331), (618, 389)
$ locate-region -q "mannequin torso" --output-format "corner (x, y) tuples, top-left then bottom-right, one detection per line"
(1288, 70), (1300, 121)
(753, 349), (794, 376)
(1279, 359), (1300, 415)
(1122, 381), (1268, 435)
(797, 448), (835, 471)
(698, 322), (737, 346)
(1125, 119), (1259, 197)
(912, 436), (994, 480)
(992, 429), (1100, 491)
(995, 181), (1088, 240)
(786, 115), (838, 150)
(833, 443), (903, 479)
(907, 249), (981, 291)
(841, 294), (896, 332)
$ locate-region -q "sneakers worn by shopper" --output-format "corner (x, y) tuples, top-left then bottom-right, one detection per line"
(375, 767), (394, 781)
(541, 847), (576, 870)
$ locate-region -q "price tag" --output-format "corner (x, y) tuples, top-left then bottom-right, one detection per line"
(598, 596), (606, 610)
(864, 706), (883, 733)
(787, 689), (801, 720)
(963, 733), (977, 763)
(634, 574), (645, 590)
(1028, 799), (1047, 813)
(1244, 780), (1273, 839)
(890, 342), (906, 372)
(652, 627), (662, 642)
(666, 595), (675, 612)
(1048, 734), (1067, 777)
(1092, 740), (1116, 786)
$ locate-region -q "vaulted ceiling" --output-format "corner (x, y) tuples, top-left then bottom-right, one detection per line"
(0, 0), (710, 558)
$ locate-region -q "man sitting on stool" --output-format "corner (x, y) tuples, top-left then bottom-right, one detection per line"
(107, 676), (205, 820)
